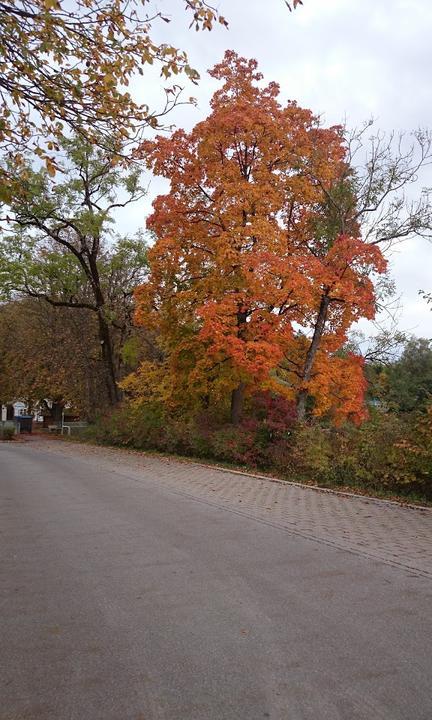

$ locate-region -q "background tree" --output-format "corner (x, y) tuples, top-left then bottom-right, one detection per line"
(0, 299), (106, 417)
(369, 338), (432, 413)
(0, 135), (148, 405)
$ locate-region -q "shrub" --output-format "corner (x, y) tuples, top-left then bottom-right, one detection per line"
(394, 405), (432, 497)
(0, 422), (15, 441)
(288, 423), (333, 482)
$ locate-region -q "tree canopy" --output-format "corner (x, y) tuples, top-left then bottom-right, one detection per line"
(129, 51), (386, 424)
(382, 338), (432, 413)
(0, 298), (106, 415)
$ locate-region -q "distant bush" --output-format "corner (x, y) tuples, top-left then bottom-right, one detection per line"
(0, 422), (15, 441)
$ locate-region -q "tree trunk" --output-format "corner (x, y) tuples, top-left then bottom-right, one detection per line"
(87, 249), (121, 407)
(51, 400), (64, 424)
(296, 389), (308, 424)
(230, 382), (245, 425)
(297, 294), (330, 422)
(97, 310), (121, 406)
(230, 307), (248, 424)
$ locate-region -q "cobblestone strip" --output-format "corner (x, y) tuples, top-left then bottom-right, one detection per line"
(29, 439), (432, 578)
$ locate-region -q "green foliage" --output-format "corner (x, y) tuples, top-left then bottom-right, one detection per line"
(0, 134), (150, 408)
(365, 337), (432, 414)
(121, 337), (143, 368)
(386, 338), (432, 412)
(0, 135), (149, 309)
(289, 424), (333, 479)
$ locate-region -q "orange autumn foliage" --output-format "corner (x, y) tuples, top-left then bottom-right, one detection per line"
(132, 51), (386, 422)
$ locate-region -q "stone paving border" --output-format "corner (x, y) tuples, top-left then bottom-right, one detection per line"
(22, 438), (432, 580)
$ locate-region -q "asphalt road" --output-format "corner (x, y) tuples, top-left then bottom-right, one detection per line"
(1, 441), (431, 720)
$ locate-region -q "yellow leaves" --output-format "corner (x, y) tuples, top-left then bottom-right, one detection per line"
(46, 158), (56, 177)
(121, 361), (164, 401)
(31, 145), (58, 175)
(184, 64), (200, 83)
(103, 73), (116, 87)
(1, 0), (227, 167)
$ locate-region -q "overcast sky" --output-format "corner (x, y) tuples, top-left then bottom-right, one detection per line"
(116, 0), (432, 339)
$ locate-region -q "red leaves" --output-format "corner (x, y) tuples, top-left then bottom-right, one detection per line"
(309, 353), (369, 425)
(313, 234), (387, 321)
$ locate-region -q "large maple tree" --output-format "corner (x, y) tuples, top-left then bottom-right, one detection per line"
(131, 51), (385, 424)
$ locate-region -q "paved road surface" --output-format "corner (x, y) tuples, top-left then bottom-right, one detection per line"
(1, 440), (432, 720)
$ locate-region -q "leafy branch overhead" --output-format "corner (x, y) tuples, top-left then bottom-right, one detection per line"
(0, 0), (229, 176)
(0, 1), (306, 167)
